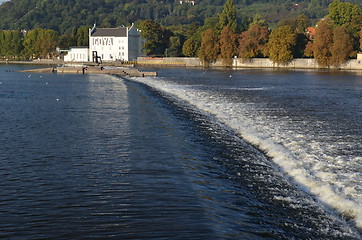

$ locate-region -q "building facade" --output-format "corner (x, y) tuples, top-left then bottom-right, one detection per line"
(89, 23), (143, 62)
(63, 47), (89, 62)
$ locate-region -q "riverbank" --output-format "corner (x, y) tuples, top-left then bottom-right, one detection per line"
(137, 57), (362, 70)
(3, 56), (362, 70)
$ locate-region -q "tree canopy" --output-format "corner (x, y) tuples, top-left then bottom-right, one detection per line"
(198, 28), (219, 66)
(182, 38), (199, 57)
(218, 26), (238, 66)
(217, 0), (237, 32)
(307, 20), (354, 68)
(309, 20), (334, 68)
(328, 0), (361, 26)
(238, 24), (269, 60)
(139, 19), (172, 56)
(1, 0), (358, 34)
(330, 26), (353, 67)
(267, 25), (297, 65)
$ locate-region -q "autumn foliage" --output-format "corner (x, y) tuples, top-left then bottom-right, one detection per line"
(309, 20), (334, 68)
(195, 0), (361, 68)
(307, 19), (354, 68)
(331, 26), (353, 67)
(218, 26), (238, 67)
(238, 24), (269, 61)
(198, 28), (219, 66)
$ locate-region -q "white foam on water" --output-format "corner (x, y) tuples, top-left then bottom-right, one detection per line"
(130, 76), (362, 230)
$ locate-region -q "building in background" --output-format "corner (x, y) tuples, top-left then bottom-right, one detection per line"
(89, 23), (143, 62)
(63, 23), (143, 63)
(63, 47), (89, 62)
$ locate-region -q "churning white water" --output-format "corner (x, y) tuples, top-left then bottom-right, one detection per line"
(130, 69), (362, 230)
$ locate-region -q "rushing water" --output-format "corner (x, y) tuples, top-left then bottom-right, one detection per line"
(0, 65), (361, 239)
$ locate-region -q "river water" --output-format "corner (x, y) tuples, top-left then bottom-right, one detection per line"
(0, 65), (361, 239)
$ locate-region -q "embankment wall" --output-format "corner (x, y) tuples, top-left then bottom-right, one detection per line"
(137, 57), (362, 70)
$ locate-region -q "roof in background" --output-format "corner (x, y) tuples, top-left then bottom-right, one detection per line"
(91, 27), (127, 37)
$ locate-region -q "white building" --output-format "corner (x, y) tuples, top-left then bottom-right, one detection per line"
(179, 0), (196, 5)
(89, 23), (143, 62)
(63, 47), (89, 62)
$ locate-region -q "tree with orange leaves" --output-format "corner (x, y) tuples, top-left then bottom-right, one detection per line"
(331, 26), (353, 67)
(310, 20), (334, 68)
(218, 26), (238, 67)
(238, 24), (269, 61)
(198, 28), (219, 66)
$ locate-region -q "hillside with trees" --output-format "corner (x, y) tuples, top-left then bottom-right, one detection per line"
(1, 0), (361, 33)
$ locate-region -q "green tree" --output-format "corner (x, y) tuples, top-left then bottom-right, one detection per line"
(0, 30), (24, 59)
(58, 34), (74, 49)
(198, 28), (219, 66)
(139, 19), (172, 56)
(218, 26), (238, 66)
(23, 28), (41, 59)
(238, 24), (269, 60)
(267, 25), (297, 65)
(11, 30), (24, 59)
(182, 38), (199, 57)
(37, 29), (58, 58)
(167, 35), (183, 57)
(2, 31), (13, 58)
(296, 15), (309, 34)
(294, 33), (309, 58)
(204, 17), (219, 31)
(311, 20), (334, 68)
(217, 0), (237, 32)
(0, 31), (4, 58)
(23, 28), (58, 59)
(278, 15), (309, 34)
(250, 14), (268, 28)
(328, 0), (361, 26)
(75, 26), (90, 46)
(331, 26), (353, 67)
